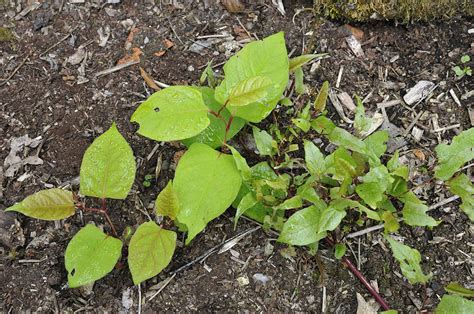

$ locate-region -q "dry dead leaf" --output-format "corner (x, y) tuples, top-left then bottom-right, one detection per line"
(344, 24), (364, 40)
(163, 39), (174, 49)
(356, 293), (378, 314)
(413, 149), (426, 161)
(140, 67), (160, 91)
(118, 47), (142, 65)
(125, 26), (139, 49)
(154, 50), (166, 57)
(221, 0), (245, 13)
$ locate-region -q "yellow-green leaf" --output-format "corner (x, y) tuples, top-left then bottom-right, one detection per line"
(6, 189), (74, 221)
(128, 221), (176, 285)
(447, 174), (474, 222)
(289, 53), (327, 72)
(155, 181), (180, 220)
(65, 224), (122, 288)
(314, 81), (329, 113)
(435, 295), (474, 314)
(174, 143), (242, 244)
(386, 236), (431, 284)
(227, 76), (275, 107)
(131, 86), (210, 141)
(80, 123), (136, 199)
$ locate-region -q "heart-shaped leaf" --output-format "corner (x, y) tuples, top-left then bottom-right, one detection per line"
(278, 205), (327, 246)
(128, 221), (176, 285)
(131, 86), (210, 141)
(174, 143), (242, 244)
(65, 224), (122, 288)
(6, 188), (74, 220)
(215, 32), (288, 122)
(80, 123), (136, 199)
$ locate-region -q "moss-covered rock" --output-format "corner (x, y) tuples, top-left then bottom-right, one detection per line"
(314, 0), (474, 23)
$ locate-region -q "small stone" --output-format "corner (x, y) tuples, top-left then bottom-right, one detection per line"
(252, 273), (270, 284)
(187, 65), (195, 72)
(237, 275), (249, 286)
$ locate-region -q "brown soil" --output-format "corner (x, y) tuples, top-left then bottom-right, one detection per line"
(1, 0), (473, 312)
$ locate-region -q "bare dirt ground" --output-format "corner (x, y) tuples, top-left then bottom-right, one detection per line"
(1, 0), (473, 312)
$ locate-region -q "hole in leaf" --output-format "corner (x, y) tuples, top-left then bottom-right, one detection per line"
(71, 268), (76, 276)
(154, 107), (160, 113)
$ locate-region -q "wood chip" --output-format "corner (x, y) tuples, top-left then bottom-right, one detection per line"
(329, 89), (353, 123)
(337, 92), (356, 112)
(449, 89), (462, 106)
(403, 81), (435, 105)
(411, 126), (423, 141)
(345, 35), (365, 57)
(221, 0), (245, 13)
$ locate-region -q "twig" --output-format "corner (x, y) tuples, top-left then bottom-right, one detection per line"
(346, 224), (385, 238)
(403, 110), (424, 137)
(0, 52), (33, 87)
(148, 274), (176, 301)
(95, 60), (140, 78)
(428, 195), (460, 210)
(39, 27), (78, 57)
(170, 226), (260, 275)
(138, 284), (142, 314)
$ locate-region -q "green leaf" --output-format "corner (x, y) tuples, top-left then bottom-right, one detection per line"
(155, 181), (180, 220)
(289, 53), (327, 72)
(435, 295), (474, 314)
(333, 147), (358, 181)
(181, 87), (245, 149)
(80, 123), (136, 199)
(200, 61), (216, 88)
(215, 32), (289, 122)
(128, 221), (176, 285)
(334, 243), (346, 259)
(447, 174), (474, 222)
(174, 143), (242, 244)
(382, 211), (400, 233)
(453, 66), (465, 77)
(65, 224), (122, 288)
(356, 165), (393, 208)
(319, 204), (347, 231)
(434, 128), (474, 180)
(311, 115), (336, 134)
(293, 118), (311, 132)
(399, 191), (438, 227)
(275, 195), (303, 210)
(278, 205), (327, 246)
(461, 55), (471, 63)
(131, 86), (210, 141)
(304, 140), (325, 177)
(387, 151), (409, 180)
(294, 67), (305, 95)
(445, 282), (474, 298)
(328, 127), (376, 162)
(363, 131), (388, 159)
(354, 96), (373, 136)
(252, 127), (276, 156)
(234, 192), (257, 228)
(331, 198), (379, 220)
(227, 76), (276, 107)
(6, 189), (74, 221)
(385, 236), (431, 284)
(314, 81), (329, 114)
(228, 145), (252, 181)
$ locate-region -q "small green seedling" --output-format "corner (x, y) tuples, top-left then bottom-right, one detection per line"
(453, 55), (472, 78)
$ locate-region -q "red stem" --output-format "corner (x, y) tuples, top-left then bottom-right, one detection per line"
(326, 238), (390, 310)
(76, 201), (118, 238)
(341, 256), (390, 311)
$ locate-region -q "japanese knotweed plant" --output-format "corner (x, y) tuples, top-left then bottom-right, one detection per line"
(6, 32), (474, 308)
(5, 32), (322, 288)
